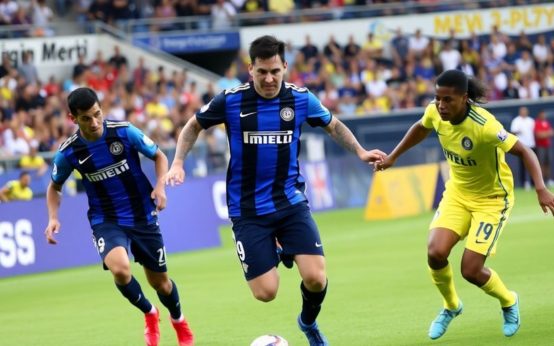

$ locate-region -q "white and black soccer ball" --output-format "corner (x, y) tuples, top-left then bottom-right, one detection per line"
(250, 334), (288, 346)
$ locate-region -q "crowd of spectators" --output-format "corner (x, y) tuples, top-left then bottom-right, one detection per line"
(3, 0), (536, 38)
(0, 0), (54, 37)
(221, 27), (554, 117)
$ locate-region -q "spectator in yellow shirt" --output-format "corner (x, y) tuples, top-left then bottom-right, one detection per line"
(0, 171), (33, 202)
(19, 140), (48, 176)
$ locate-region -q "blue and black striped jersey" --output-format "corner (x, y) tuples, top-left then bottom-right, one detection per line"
(51, 121), (159, 227)
(196, 81), (332, 217)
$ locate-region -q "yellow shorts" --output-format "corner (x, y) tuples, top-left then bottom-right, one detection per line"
(430, 188), (514, 256)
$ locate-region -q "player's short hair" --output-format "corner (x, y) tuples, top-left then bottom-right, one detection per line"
(249, 35), (285, 64)
(67, 87), (99, 116)
(436, 69), (488, 104)
(19, 170), (30, 178)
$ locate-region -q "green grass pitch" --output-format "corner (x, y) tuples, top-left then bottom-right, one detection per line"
(1, 190), (553, 345)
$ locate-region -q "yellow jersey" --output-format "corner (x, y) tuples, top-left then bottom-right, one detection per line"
(19, 155), (46, 170)
(4, 180), (33, 201)
(421, 102), (517, 197)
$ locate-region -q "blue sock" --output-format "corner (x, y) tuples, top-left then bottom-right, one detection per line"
(157, 279), (182, 320)
(300, 280), (328, 326)
(116, 276), (153, 314)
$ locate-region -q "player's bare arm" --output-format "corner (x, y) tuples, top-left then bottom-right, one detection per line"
(165, 116), (204, 186)
(377, 120), (432, 171)
(324, 117), (385, 163)
(509, 140), (554, 215)
(45, 181), (63, 244)
(152, 149), (168, 212)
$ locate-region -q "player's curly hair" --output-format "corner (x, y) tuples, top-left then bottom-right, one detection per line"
(436, 69), (488, 104)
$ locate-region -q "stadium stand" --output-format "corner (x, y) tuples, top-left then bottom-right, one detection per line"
(1, 0), (554, 198)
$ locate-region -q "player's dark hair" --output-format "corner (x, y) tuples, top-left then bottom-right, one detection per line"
(436, 69), (488, 104)
(19, 170), (30, 178)
(249, 35), (285, 64)
(67, 87), (99, 116)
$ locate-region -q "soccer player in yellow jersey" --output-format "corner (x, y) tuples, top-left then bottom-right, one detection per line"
(377, 70), (554, 339)
(0, 171), (33, 202)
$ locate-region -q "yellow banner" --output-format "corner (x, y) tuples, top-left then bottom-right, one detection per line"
(364, 163), (440, 220)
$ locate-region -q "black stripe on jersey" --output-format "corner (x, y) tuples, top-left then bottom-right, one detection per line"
(239, 87), (259, 215)
(272, 88), (295, 210)
(468, 109), (486, 125)
(72, 140), (115, 221)
(105, 127), (145, 225)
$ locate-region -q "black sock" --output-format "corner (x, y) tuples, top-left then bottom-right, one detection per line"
(300, 279), (328, 326)
(157, 279), (182, 320)
(116, 276), (153, 314)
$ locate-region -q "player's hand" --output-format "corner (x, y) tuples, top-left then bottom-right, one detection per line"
(44, 219), (61, 245)
(359, 149), (387, 165)
(536, 188), (554, 216)
(164, 166), (185, 186)
(151, 184), (167, 212)
(374, 156), (396, 172)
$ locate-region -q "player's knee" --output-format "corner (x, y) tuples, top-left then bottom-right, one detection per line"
(460, 265), (481, 284)
(252, 287), (277, 302)
(110, 264), (131, 283)
(427, 245), (449, 263)
(302, 272), (327, 292)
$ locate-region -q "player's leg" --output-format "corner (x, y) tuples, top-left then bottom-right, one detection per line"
(427, 227), (461, 310)
(463, 198), (519, 336)
(426, 192), (469, 339)
(231, 215), (280, 302)
(132, 224), (193, 346)
(277, 202), (328, 346)
(92, 224), (154, 315)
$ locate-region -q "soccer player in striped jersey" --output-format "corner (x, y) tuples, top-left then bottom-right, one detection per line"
(44, 88), (193, 346)
(165, 35), (385, 346)
(377, 70), (554, 339)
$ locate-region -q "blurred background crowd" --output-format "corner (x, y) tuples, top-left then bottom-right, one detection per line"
(1, 0), (553, 199)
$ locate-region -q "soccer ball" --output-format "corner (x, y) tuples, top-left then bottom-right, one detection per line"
(250, 334), (289, 346)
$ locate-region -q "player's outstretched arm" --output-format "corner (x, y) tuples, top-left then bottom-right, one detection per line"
(45, 182), (63, 244)
(165, 116), (204, 186)
(152, 149), (168, 212)
(509, 140), (554, 215)
(324, 117), (386, 163)
(375, 120), (431, 171)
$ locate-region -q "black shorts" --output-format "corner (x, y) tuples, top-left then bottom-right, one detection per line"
(230, 201), (324, 280)
(91, 222), (167, 272)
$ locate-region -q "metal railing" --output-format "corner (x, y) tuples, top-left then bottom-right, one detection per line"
(115, 0), (523, 35)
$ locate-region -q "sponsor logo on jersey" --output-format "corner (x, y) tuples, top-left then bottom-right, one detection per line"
(443, 148), (477, 166)
(461, 136), (473, 150)
(110, 141), (124, 155)
(84, 160), (130, 182)
(280, 107), (295, 121)
(243, 130), (293, 144)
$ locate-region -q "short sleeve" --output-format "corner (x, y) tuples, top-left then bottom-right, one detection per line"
(126, 124), (158, 159)
(420, 103), (436, 129)
(484, 118), (518, 152)
(51, 152), (73, 185)
(196, 92), (227, 129)
(306, 92), (332, 127)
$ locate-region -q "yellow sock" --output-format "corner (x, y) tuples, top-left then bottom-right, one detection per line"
(429, 263), (460, 310)
(480, 268), (516, 307)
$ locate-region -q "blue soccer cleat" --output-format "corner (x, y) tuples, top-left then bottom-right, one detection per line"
(502, 292), (520, 337)
(297, 315), (329, 346)
(428, 301), (463, 340)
